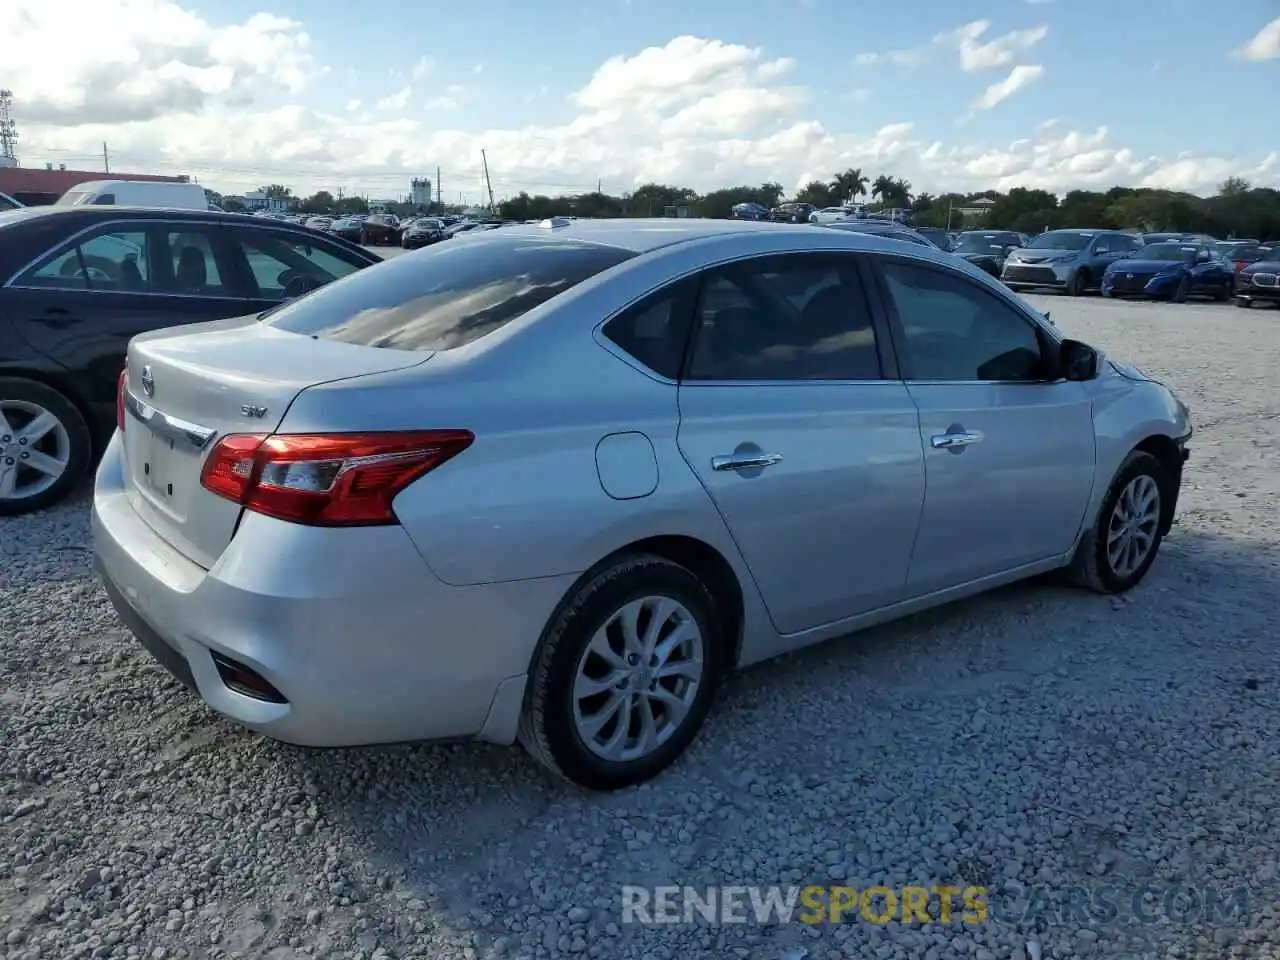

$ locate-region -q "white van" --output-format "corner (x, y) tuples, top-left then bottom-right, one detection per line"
(55, 179), (211, 211)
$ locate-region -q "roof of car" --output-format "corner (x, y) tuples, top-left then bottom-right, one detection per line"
(492, 217), (837, 254)
(0, 205), (299, 226)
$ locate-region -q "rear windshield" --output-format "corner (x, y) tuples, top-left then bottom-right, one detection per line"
(264, 236), (635, 351)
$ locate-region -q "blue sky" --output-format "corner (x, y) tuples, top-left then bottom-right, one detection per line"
(6, 0), (1280, 200)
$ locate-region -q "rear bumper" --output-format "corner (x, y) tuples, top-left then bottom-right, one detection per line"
(91, 432), (573, 748)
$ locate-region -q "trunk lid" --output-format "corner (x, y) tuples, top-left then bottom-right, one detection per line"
(122, 315), (433, 568)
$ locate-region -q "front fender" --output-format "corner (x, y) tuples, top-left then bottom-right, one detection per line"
(1083, 364), (1189, 529)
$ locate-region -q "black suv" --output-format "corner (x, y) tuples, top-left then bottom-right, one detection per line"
(0, 206), (380, 514)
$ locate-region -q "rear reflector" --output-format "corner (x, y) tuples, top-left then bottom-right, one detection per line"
(199, 430), (473, 526)
(210, 652), (288, 703)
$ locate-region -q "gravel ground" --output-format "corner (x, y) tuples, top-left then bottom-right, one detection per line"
(2, 294), (1279, 960)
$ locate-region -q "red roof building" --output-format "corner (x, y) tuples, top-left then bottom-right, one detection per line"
(0, 166), (191, 206)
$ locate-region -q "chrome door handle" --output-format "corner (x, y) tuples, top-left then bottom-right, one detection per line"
(930, 431), (984, 449)
(711, 452), (783, 472)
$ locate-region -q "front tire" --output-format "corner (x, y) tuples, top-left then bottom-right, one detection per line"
(518, 554), (725, 790)
(0, 378), (92, 516)
(1068, 451), (1172, 594)
(1172, 276), (1190, 303)
(1066, 269), (1088, 296)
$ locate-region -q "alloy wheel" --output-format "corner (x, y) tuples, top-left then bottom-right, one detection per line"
(571, 595), (705, 763)
(0, 400), (72, 502)
(1106, 474), (1161, 578)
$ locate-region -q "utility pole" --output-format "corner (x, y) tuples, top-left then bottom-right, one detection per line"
(436, 165), (441, 213)
(103, 142), (110, 174)
(480, 149), (495, 212)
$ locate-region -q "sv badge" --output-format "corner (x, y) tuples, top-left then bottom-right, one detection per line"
(240, 404), (269, 419)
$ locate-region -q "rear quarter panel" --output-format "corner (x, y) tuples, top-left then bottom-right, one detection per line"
(279, 336), (751, 590)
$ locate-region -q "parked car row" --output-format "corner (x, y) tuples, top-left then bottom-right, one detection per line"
(806, 217), (1277, 305)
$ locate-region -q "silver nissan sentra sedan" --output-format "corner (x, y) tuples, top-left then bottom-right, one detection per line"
(92, 217), (1192, 790)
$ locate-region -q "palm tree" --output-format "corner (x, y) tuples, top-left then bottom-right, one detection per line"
(830, 168), (870, 205)
(871, 175), (895, 206)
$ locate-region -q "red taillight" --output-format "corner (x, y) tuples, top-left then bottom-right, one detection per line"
(117, 369), (128, 432)
(199, 430), (473, 526)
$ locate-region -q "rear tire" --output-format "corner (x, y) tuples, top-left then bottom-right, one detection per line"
(0, 377), (92, 516)
(1067, 451), (1172, 595)
(518, 554), (725, 790)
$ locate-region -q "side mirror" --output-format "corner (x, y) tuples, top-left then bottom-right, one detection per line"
(1060, 339), (1099, 381)
(1196, 252), (1210, 263)
(1043, 311), (1053, 325)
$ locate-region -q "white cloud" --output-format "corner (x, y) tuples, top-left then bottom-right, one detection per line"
(8, 6), (1275, 203)
(0, 0), (314, 124)
(1235, 18), (1280, 61)
(853, 46), (930, 69)
(377, 86), (411, 111)
(756, 57), (795, 80)
(942, 20), (1049, 73)
(857, 19), (1048, 73)
(971, 64), (1045, 111)
(410, 56), (434, 81)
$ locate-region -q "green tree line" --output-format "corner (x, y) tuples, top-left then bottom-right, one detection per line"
(215, 173), (1280, 239)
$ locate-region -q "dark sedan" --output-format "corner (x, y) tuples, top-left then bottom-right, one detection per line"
(358, 214), (403, 245)
(1101, 242), (1234, 302)
(0, 206), (380, 514)
(769, 203), (816, 224)
(401, 217), (447, 249)
(329, 217), (365, 243)
(1234, 258), (1280, 309)
(952, 230), (1027, 278)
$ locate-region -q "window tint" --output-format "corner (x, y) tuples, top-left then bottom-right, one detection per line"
(265, 237), (635, 350)
(602, 279), (697, 380)
(881, 260), (1046, 382)
(19, 229), (150, 291)
(234, 230), (367, 300)
(92, 194), (116, 205)
(165, 230), (226, 294)
(687, 255), (881, 381)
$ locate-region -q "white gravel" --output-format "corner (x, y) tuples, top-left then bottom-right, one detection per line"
(2, 294), (1279, 960)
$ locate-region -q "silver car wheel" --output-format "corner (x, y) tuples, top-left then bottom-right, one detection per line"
(1106, 474), (1161, 578)
(0, 400), (71, 502)
(572, 595), (705, 763)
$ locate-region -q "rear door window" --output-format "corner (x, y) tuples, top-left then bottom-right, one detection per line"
(264, 237), (635, 350)
(163, 229), (230, 295)
(17, 228), (151, 291)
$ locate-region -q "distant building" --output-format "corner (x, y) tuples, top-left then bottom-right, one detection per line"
(223, 190), (289, 212)
(411, 178), (433, 207)
(0, 165), (189, 206)
(956, 197), (996, 222)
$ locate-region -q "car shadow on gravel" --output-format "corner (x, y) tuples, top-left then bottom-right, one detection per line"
(275, 525), (1277, 951)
